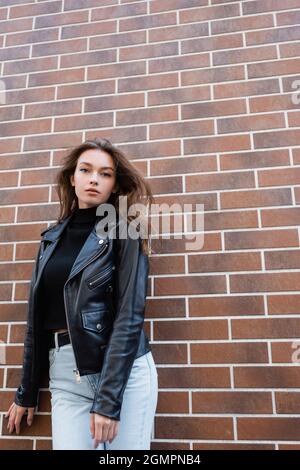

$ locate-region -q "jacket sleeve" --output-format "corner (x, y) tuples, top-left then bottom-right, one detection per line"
(89, 232), (149, 420)
(14, 243), (42, 408)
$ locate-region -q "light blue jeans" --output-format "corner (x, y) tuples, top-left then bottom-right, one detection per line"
(48, 341), (158, 450)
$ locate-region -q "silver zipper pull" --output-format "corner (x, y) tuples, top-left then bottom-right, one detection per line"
(73, 368), (81, 383)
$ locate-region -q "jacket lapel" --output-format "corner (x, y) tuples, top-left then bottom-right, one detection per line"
(35, 215), (109, 290)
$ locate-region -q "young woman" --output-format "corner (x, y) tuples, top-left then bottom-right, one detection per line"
(5, 137), (158, 450)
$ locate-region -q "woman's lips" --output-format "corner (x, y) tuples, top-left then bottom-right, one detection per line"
(85, 190), (99, 195)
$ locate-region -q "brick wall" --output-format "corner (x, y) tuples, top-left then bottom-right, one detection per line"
(1, 0), (300, 450)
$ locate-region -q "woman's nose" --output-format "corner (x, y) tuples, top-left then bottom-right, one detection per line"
(90, 173), (99, 183)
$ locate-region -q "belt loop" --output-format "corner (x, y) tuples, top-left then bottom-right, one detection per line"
(54, 332), (59, 351)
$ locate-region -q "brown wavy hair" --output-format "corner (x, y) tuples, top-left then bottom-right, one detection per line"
(54, 137), (155, 255)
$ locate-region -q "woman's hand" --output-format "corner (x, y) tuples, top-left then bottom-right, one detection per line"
(5, 402), (35, 435)
(90, 412), (120, 448)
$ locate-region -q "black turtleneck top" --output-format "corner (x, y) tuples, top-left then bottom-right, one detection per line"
(40, 205), (98, 331)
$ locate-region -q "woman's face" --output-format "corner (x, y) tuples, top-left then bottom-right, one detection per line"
(70, 149), (118, 209)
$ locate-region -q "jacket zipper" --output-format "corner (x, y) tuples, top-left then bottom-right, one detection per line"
(63, 239), (109, 384)
(63, 288), (81, 383)
(87, 264), (115, 289)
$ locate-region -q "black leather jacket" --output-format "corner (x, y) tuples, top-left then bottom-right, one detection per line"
(14, 213), (151, 421)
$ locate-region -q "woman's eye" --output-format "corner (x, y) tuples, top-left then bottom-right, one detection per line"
(79, 169), (111, 177)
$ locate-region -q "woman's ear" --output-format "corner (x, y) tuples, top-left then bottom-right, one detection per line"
(70, 174), (74, 187)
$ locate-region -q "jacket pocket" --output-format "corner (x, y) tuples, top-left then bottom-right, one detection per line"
(85, 264), (115, 290)
(81, 307), (112, 334)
